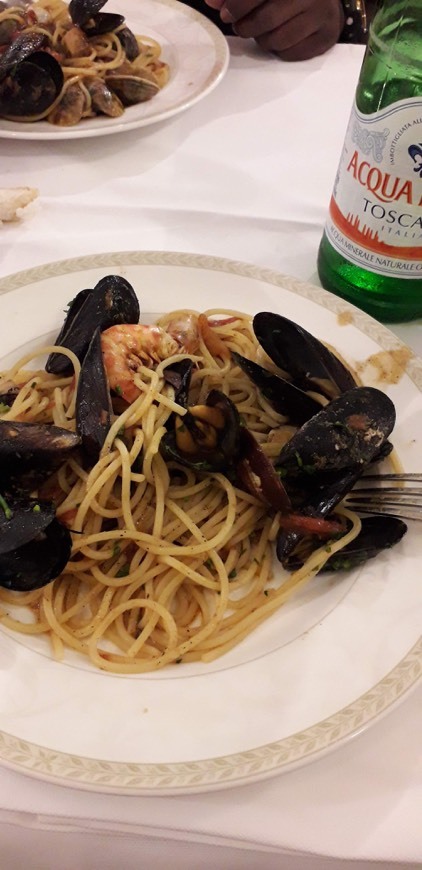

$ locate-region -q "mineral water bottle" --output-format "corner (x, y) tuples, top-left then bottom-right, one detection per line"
(317, 0), (422, 322)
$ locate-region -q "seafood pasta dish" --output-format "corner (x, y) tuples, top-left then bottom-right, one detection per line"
(0, 0), (169, 126)
(0, 276), (406, 673)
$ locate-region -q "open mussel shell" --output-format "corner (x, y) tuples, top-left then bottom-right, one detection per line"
(0, 32), (47, 79)
(160, 390), (241, 473)
(76, 327), (112, 461)
(0, 517), (72, 591)
(0, 420), (80, 490)
(163, 359), (193, 410)
(275, 387), (396, 563)
(46, 275), (140, 375)
(82, 12), (125, 35)
(0, 497), (55, 555)
(320, 516), (407, 572)
(237, 427), (291, 512)
(232, 351), (321, 426)
(253, 312), (356, 400)
(276, 386), (395, 481)
(0, 51), (64, 117)
(106, 73), (159, 105)
(68, 0), (107, 26)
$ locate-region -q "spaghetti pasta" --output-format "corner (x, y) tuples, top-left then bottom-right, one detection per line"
(0, 0), (169, 125)
(0, 308), (368, 673)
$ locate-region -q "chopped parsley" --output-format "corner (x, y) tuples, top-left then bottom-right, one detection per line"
(112, 542), (121, 558)
(32, 504), (41, 514)
(116, 564), (129, 578)
(228, 569), (237, 580)
(0, 494), (12, 520)
(0, 403), (10, 415)
(114, 385), (123, 397)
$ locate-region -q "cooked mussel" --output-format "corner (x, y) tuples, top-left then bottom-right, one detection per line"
(0, 32), (48, 79)
(163, 359), (193, 410)
(0, 420), (80, 490)
(275, 386), (395, 481)
(46, 275), (140, 375)
(232, 351), (322, 426)
(68, 0), (107, 26)
(68, 0), (124, 35)
(321, 516), (407, 571)
(275, 387), (396, 562)
(82, 12), (124, 36)
(0, 495), (72, 591)
(284, 516), (407, 572)
(253, 312), (356, 400)
(160, 390), (241, 473)
(76, 327), (112, 461)
(0, 381), (19, 407)
(0, 49), (64, 118)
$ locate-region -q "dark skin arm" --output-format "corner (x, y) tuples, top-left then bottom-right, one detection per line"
(205, 0), (346, 60)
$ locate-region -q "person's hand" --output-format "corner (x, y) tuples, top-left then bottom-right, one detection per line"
(205, 0), (345, 61)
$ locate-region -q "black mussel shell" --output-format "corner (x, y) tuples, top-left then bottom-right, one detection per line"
(46, 275), (140, 375)
(48, 286), (92, 352)
(82, 12), (125, 35)
(0, 384), (19, 407)
(0, 497), (55, 555)
(276, 467), (364, 563)
(0, 420), (80, 490)
(116, 26), (140, 60)
(0, 32), (47, 79)
(319, 516), (407, 572)
(0, 51), (64, 117)
(0, 517), (72, 591)
(237, 427), (291, 511)
(276, 387), (395, 482)
(253, 312), (356, 400)
(163, 359), (193, 410)
(68, 0), (107, 26)
(76, 327), (112, 461)
(232, 351), (321, 426)
(275, 387), (396, 564)
(160, 389), (240, 473)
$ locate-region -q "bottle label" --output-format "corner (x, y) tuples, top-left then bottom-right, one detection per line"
(325, 97), (422, 278)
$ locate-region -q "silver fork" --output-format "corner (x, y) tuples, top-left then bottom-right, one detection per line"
(345, 473), (422, 521)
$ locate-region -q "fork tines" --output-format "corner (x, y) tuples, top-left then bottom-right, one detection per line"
(346, 473), (422, 521)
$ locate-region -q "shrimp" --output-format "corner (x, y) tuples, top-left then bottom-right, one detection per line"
(101, 324), (180, 404)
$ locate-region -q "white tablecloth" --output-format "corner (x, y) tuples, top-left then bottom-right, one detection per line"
(0, 30), (421, 870)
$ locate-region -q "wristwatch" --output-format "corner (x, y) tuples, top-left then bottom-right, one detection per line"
(339, 0), (368, 43)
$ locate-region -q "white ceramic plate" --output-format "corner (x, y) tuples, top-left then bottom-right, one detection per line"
(0, 0), (229, 140)
(0, 251), (420, 795)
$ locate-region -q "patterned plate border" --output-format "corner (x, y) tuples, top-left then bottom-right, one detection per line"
(0, 251), (420, 795)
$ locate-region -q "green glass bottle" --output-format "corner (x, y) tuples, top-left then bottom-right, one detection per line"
(317, 0), (422, 322)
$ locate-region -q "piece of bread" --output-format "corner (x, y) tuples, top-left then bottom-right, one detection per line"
(0, 187), (39, 224)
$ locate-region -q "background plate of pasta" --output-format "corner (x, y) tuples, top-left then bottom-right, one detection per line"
(0, 251), (420, 794)
(0, 0), (229, 139)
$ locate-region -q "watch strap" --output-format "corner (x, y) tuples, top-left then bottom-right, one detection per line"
(339, 0), (368, 43)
